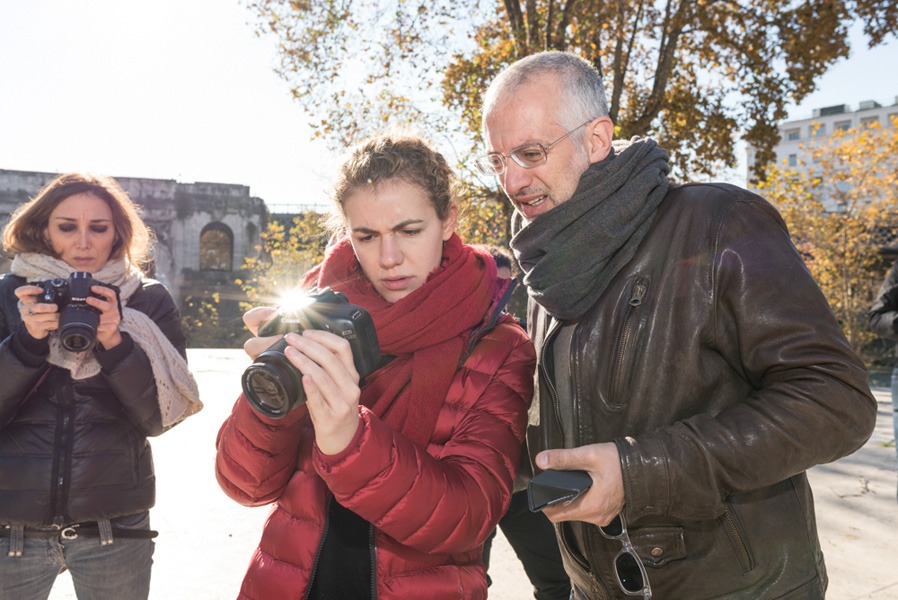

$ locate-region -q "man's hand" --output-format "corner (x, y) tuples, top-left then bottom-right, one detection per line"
(534, 442), (625, 527)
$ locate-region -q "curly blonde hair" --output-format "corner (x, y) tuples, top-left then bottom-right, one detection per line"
(327, 132), (460, 232)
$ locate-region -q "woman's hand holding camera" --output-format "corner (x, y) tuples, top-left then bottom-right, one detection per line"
(15, 284), (58, 340)
(241, 305), (363, 455)
(15, 283), (123, 349)
(242, 307), (280, 359)
(85, 285), (122, 350)
(284, 330), (362, 456)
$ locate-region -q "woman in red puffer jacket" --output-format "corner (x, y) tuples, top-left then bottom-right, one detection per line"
(215, 132), (535, 600)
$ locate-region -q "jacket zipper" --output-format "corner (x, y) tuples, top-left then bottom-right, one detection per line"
(539, 317), (595, 575)
(610, 278), (648, 405)
(368, 522), (377, 599)
(539, 318), (567, 447)
(541, 305), (632, 595)
(723, 507), (753, 571)
(49, 382), (74, 523)
(304, 494), (333, 600)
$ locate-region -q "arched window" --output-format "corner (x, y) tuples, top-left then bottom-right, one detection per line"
(199, 222), (233, 271)
(245, 221), (258, 246)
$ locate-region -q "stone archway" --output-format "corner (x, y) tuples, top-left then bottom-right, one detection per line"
(199, 222), (233, 271)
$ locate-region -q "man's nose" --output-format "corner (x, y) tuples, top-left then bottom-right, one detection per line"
(501, 160), (532, 197)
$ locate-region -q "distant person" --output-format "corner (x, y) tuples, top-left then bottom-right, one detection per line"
(0, 173), (202, 599)
(215, 132), (536, 599)
(479, 243), (571, 600)
(477, 243), (528, 329)
(867, 258), (898, 500)
(481, 243), (516, 281)
(477, 50), (876, 599)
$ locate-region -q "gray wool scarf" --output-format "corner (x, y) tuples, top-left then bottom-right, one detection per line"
(510, 137), (670, 321)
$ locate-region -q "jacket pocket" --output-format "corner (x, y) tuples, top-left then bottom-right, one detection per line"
(605, 275), (651, 411)
(631, 527), (686, 568)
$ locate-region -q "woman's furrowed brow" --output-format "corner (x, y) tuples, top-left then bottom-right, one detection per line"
(352, 219), (425, 235)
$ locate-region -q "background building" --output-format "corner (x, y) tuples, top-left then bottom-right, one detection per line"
(746, 95), (898, 208)
(0, 169), (268, 313)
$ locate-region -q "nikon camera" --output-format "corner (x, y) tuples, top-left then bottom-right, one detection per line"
(32, 272), (120, 352)
(241, 287), (385, 419)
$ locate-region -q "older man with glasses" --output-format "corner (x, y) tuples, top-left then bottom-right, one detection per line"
(479, 51), (876, 600)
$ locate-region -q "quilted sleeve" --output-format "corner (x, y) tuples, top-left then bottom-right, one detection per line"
(315, 322), (536, 554)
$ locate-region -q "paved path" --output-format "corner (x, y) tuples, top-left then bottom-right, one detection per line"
(805, 387), (898, 599)
(45, 349), (896, 599)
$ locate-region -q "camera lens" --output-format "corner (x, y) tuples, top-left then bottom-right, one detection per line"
(241, 339), (306, 418)
(60, 328), (93, 352)
(58, 305), (100, 352)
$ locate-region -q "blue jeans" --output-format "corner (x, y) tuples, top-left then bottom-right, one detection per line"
(0, 512), (154, 600)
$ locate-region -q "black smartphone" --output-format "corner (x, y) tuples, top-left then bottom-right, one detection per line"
(527, 469), (593, 512)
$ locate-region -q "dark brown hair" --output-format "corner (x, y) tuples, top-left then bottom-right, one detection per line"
(478, 244), (517, 277)
(3, 172), (153, 269)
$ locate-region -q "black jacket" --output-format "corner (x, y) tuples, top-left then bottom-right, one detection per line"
(527, 183), (876, 599)
(868, 259), (898, 344)
(0, 272), (186, 526)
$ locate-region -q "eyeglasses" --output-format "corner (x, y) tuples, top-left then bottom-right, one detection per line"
(475, 118), (596, 176)
(599, 514), (652, 599)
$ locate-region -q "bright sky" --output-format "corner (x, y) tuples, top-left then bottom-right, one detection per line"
(0, 0), (337, 209)
(1, 2), (896, 203)
(786, 23), (898, 120)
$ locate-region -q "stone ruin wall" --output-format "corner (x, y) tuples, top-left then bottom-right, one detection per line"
(0, 169), (269, 309)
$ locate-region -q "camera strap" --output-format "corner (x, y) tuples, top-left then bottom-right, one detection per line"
(18, 366), (51, 408)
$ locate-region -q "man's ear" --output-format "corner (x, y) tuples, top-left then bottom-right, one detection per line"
(586, 116), (615, 164)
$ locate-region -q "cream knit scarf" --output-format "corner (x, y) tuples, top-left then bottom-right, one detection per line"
(11, 253), (203, 430)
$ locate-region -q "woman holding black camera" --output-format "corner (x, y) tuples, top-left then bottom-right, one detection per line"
(0, 172), (202, 599)
(216, 132), (536, 600)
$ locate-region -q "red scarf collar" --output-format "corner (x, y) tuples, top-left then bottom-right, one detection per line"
(302, 233), (501, 447)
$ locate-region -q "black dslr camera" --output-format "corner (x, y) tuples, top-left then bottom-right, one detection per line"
(241, 287), (385, 419)
(32, 272), (120, 352)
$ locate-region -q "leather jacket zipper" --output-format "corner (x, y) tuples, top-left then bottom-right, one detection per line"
(611, 278), (648, 405)
(539, 318), (567, 447)
(539, 318), (594, 575)
(723, 507), (754, 572)
(558, 522), (591, 573)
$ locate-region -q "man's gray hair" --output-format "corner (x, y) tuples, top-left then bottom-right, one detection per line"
(482, 51), (609, 134)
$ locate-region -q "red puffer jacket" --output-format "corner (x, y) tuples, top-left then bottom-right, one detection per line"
(215, 317), (535, 600)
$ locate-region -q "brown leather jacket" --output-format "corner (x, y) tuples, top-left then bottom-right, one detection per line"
(527, 183), (876, 599)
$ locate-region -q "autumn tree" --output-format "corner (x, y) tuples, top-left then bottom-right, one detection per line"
(758, 117), (898, 357)
(180, 290), (246, 348)
(181, 212), (331, 346)
(243, 0), (896, 185)
(238, 211), (331, 307)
